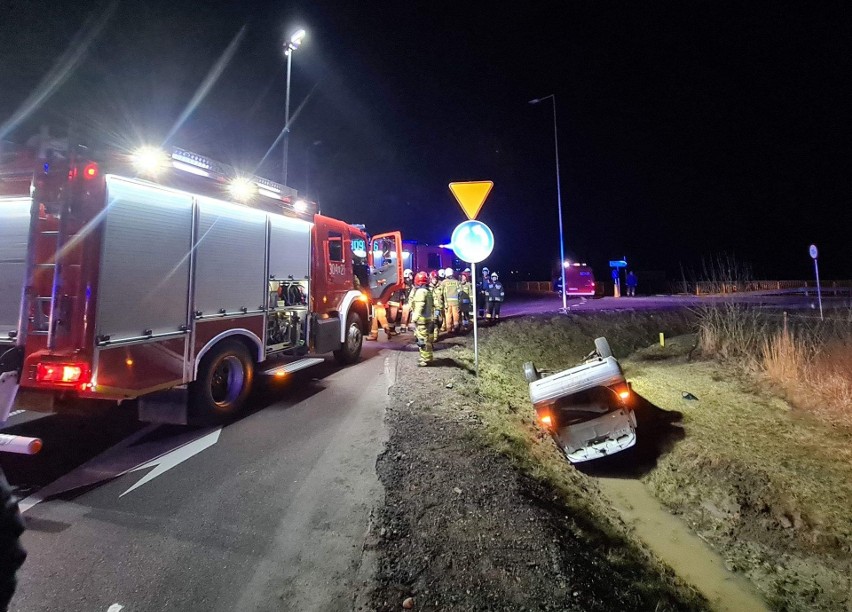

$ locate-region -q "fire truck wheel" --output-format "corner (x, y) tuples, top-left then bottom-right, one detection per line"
(190, 341), (254, 422)
(334, 312), (363, 365)
(0, 469), (25, 611)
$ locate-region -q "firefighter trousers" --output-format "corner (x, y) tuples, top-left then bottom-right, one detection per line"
(401, 303), (412, 330)
(486, 301), (502, 319)
(445, 302), (460, 332)
(414, 321), (433, 363)
(369, 305), (391, 339)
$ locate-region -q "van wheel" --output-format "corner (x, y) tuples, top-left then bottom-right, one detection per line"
(523, 361), (540, 383)
(594, 337), (613, 359)
(190, 341), (254, 423)
(334, 312), (363, 365)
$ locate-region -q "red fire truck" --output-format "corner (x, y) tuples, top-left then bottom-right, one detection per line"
(0, 145), (402, 424)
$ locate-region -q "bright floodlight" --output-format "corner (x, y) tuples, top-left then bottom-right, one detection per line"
(563, 260), (571, 268)
(293, 199), (308, 213)
(286, 28), (306, 54)
(229, 177), (256, 201)
(131, 146), (169, 174)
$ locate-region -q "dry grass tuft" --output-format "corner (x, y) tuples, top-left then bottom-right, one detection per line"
(697, 304), (852, 428)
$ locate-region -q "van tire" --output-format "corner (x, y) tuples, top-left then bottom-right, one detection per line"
(594, 337), (613, 359)
(189, 341), (254, 423)
(523, 361), (541, 383)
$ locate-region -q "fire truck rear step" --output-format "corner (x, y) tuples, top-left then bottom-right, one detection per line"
(262, 357), (325, 377)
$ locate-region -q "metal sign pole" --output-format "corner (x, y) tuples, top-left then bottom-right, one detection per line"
(809, 244), (823, 321)
(471, 261), (478, 376)
(814, 258), (823, 321)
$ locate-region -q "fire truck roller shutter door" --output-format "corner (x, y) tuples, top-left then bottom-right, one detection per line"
(268, 215), (311, 282)
(96, 177), (193, 342)
(0, 197), (30, 340)
(194, 196), (267, 318)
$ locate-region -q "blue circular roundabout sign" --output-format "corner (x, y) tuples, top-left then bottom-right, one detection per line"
(451, 220), (494, 264)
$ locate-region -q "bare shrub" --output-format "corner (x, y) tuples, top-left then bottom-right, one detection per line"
(697, 302), (852, 427)
(695, 302), (771, 360)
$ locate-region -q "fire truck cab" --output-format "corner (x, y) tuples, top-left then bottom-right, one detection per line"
(0, 145), (402, 424)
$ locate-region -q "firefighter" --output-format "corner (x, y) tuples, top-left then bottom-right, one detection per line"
(442, 267), (461, 334)
(429, 270), (444, 341)
(477, 266), (491, 319)
(410, 271), (434, 366)
(458, 271), (472, 331)
(486, 271), (505, 321)
(366, 297), (397, 341)
(398, 268), (414, 332)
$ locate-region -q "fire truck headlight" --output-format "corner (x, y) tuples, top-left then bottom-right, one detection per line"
(229, 177), (256, 201)
(293, 199), (308, 213)
(131, 146), (169, 175)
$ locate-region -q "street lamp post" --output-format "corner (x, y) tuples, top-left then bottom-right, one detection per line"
(282, 28), (306, 186)
(529, 94), (567, 311)
(305, 139), (322, 200)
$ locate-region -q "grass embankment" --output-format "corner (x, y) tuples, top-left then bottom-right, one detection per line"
(630, 358), (852, 611)
(653, 303), (852, 610)
(454, 306), (852, 611)
(448, 311), (703, 609)
(698, 303), (852, 428)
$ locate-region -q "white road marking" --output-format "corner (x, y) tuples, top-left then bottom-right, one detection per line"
(19, 425), (221, 513)
(8, 410), (25, 417)
(107, 604), (124, 612)
(120, 428), (221, 497)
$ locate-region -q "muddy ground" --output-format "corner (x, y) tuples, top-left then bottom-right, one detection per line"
(362, 334), (704, 612)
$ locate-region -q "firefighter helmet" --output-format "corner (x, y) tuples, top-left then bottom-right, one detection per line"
(482, 266), (490, 275)
(444, 267), (454, 278)
(414, 271), (429, 286)
(438, 269), (445, 279)
(491, 272), (498, 280)
(403, 268), (413, 278)
(460, 272), (469, 282)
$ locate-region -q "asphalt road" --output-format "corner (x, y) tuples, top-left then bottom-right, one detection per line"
(1, 344), (397, 612)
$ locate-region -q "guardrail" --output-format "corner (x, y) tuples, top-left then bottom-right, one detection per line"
(671, 280), (852, 296)
(508, 281), (555, 294)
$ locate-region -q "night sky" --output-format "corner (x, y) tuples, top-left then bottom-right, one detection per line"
(1, 1), (850, 281)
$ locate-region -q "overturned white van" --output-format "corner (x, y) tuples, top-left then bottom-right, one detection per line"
(525, 338), (637, 463)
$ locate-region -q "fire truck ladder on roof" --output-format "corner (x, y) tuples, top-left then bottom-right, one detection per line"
(30, 186), (79, 350)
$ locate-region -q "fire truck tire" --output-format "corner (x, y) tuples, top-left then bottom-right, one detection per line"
(189, 341), (254, 423)
(334, 312), (363, 365)
(0, 469), (25, 611)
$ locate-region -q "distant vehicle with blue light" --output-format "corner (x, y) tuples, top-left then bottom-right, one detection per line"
(402, 240), (461, 273)
(553, 262), (596, 297)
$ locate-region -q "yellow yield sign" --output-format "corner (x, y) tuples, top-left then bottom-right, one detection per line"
(449, 181), (493, 220)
